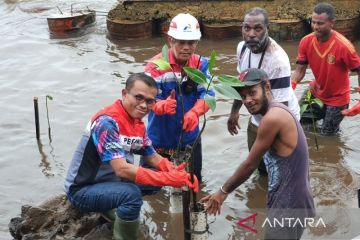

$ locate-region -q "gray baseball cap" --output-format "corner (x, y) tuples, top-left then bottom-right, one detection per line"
(238, 68), (268, 86)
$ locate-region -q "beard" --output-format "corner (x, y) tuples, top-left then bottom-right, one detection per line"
(245, 30), (269, 53)
(257, 95), (269, 115)
(249, 87), (269, 115)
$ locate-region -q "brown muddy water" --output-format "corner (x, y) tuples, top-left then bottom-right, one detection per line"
(1, 1), (360, 239)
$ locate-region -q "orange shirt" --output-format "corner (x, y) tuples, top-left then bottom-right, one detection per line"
(297, 31), (360, 106)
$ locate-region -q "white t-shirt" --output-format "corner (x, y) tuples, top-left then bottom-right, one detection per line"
(236, 38), (300, 126)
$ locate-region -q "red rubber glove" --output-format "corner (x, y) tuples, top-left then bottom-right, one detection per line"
(135, 167), (199, 192)
(156, 158), (187, 172)
(183, 99), (209, 132)
(152, 90), (176, 115)
(291, 80), (297, 90)
(342, 101), (360, 116)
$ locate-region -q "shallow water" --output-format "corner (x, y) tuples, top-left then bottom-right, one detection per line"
(1, 1), (360, 239)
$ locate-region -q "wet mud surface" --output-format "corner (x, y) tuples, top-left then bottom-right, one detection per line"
(109, 0), (360, 22)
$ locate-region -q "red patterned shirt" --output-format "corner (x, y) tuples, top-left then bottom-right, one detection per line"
(297, 31), (360, 106)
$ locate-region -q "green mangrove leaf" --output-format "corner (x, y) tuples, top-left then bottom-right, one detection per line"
(300, 103), (308, 116)
(306, 90), (312, 101)
(151, 59), (171, 71)
(312, 98), (324, 108)
(217, 75), (244, 87)
(183, 67), (207, 85)
(208, 50), (216, 74)
(161, 44), (169, 62)
(205, 95), (216, 112)
(46, 95), (53, 100)
(213, 84), (242, 100)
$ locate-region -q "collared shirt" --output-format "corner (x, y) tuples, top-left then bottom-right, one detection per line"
(297, 31), (360, 106)
(145, 50), (215, 148)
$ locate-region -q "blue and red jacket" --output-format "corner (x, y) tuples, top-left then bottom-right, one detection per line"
(145, 49), (215, 148)
(64, 100), (155, 193)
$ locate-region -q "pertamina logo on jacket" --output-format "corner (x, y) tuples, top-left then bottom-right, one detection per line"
(120, 135), (143, 151)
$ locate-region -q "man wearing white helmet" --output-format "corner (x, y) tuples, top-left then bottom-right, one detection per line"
(144, 13), (214, 183)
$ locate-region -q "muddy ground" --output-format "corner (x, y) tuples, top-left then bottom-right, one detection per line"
(108, 0), (360, 22)
(8, 194), (152, 240)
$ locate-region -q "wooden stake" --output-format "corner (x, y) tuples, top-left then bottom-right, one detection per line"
(33, 97), (40, 140)
(182, 189), (191, 240)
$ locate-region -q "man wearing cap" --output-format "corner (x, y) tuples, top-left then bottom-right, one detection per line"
(145, 13), (214, 182)
(227, 7), (300, 176)
(201, 68), (315, 239)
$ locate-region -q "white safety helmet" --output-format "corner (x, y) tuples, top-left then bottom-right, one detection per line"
(167, 13), (201, 40)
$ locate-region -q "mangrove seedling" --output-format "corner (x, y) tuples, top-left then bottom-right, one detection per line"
(151, 45), (243, 200)
(300, 90), (323, 151)
(151, 45), (244, 239)
(46, 95), (53, 143)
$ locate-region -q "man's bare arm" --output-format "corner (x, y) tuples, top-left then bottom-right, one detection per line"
(222, 110), (281, 193)
(227, 99), (243, 135)
(231, 99), (242, 114)
(142, 152), (163, 168)
(291, 64), (307, 84)
(110, 158), (138, 181)
(110, 152), (168, 180)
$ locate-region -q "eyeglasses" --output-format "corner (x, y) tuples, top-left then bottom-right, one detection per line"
(128, 92), (156, 106)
